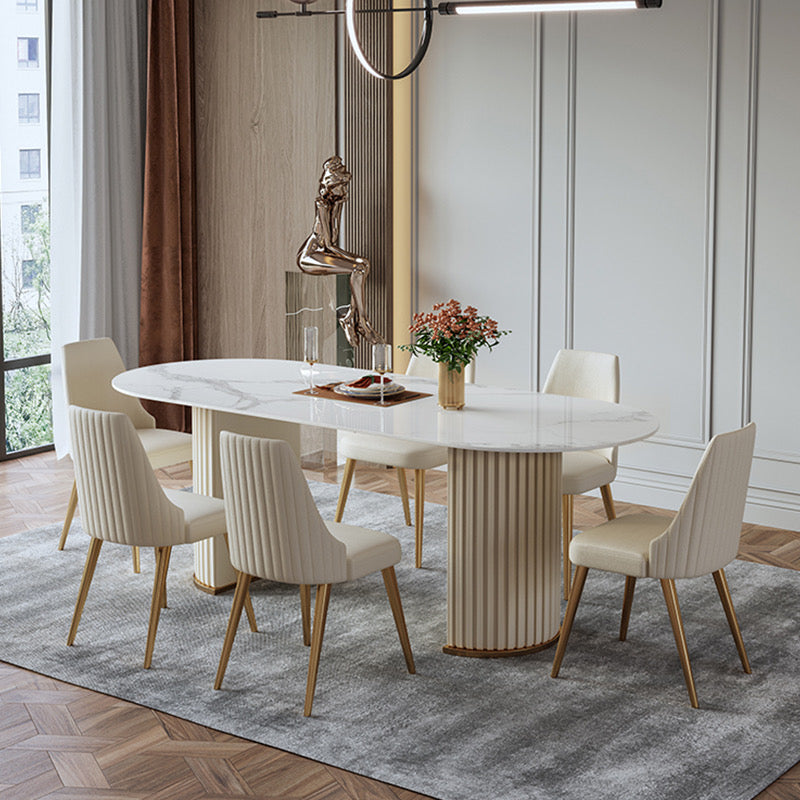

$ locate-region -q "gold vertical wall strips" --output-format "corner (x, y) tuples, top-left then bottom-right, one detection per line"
(446, 448), (562, 655)
(342, 2), (394, 369)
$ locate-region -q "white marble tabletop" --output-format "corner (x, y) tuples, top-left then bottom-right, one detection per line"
(113, 358), (659, 453)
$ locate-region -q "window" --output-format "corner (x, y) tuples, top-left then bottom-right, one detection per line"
(20, 204), (40, 233)
(16, 0), (38, 9)
(18, 93), (39, 124)
(19, 150), (41, 180)
(21, 260), (37, 289)
(17, 37), (38, 68)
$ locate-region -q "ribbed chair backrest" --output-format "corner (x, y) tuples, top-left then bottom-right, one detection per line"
(407, 353), (476, 383)
(68, 406), (185, 547)
(220, 432), (347, 585)
(649, 423), (756, 579)
(543, 349), (620, 466)
(63, 338), (155, 430)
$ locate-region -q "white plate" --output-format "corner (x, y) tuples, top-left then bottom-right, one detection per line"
(333, 379), (405, 398)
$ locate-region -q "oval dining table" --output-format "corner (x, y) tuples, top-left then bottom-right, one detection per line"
(113, 358), (659, 658)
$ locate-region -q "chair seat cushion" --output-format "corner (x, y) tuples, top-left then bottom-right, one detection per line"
(339, 431), (447, 471)
(137, 428), (193, 470)
(569, 513), (672, 577)
(326, 521), (402, 581)
(164, 488), (227, 544)
(561, 451), (616, 496)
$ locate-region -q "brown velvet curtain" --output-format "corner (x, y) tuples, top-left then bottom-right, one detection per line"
(139, 0), (197, 432)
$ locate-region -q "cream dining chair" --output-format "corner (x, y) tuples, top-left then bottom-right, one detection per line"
(542, 349), (620, 598)
(215, 432), (415, 716)
(57, 337), (193, 575)
(336, 353), (474, 568)
(551, 423), (756, 708)
(66, 406), (255, 668)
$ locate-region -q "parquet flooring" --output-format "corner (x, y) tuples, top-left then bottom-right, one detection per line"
(0, 449), (799, 799)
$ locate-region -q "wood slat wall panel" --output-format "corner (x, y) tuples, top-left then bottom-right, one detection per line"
(342, 5), (394, 367)
(194, 0), (336, 361)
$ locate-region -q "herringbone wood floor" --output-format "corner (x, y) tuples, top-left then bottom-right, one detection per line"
(1, 450), (798, 800)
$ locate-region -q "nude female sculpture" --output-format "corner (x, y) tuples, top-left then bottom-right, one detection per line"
(297, 156), (382, 348)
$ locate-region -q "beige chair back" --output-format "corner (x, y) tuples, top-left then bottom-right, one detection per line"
(63, 338), (155, 430)
(69, 406), (184, 547)
(543, 349), (619, 466)
(220, 432), (347, 585)
(407, 353), (475, 383)
(649, 423), (756, 579)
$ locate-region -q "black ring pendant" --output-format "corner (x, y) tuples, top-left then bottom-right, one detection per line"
(345, 0), (434, 81)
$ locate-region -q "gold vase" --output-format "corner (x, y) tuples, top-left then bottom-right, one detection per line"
(438, 363), (466, 410)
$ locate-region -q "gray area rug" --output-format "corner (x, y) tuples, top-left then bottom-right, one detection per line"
(1, 482), (799, 800)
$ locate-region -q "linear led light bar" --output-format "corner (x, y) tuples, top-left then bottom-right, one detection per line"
(439, 0), (659, 12)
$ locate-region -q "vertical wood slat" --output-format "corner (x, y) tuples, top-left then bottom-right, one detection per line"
(342, 2), (394, 368)
(446, 448), (562, 654)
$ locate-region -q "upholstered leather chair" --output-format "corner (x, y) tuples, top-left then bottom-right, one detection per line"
(66, 406), (253, 668)
(215, 431), (415, 716)
(551, 423), (756, 708)
(336, 354), (474, 568)
(58, 338), (193, 575)
(542, 349), (620, 597)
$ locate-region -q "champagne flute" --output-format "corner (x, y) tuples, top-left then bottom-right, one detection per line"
(303, 326), (319, 395)
(372, 343), (392, 405)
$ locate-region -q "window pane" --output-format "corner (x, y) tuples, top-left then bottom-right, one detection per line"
(19, 149), (41, 179)
(16, 37), (38, 67)
(3, 201), (50, 360)
(16, 0), (39, 10)
(18, 93), (39, 123)
(5, 363), (52, 453)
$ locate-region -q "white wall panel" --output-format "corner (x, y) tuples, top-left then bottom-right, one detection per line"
(571, 1), (714, 444)
(749, 0), (800, 460)
(416, 17), (536, 389)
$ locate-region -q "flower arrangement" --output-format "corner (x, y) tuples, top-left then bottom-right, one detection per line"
(400, 299), (509, 372)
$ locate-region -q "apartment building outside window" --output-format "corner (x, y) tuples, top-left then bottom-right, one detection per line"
(17, 37), (38, 68)
(16, 0), (38, 10)
(19, 149), (40, 179)
(18, 93), (39, 124)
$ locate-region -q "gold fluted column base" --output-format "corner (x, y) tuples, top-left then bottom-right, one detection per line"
(446, 448), (562, 656)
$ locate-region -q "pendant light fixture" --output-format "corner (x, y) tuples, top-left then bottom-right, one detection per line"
(257, 0), (662, 81)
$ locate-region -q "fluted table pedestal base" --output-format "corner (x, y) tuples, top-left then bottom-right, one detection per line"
(446, 448), (562, 657)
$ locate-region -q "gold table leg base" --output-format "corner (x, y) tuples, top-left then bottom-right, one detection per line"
(442, 631), (560, 658)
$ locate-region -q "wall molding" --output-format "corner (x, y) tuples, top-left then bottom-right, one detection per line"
(563, 13), (577, 351)
(531, 15), (543, 390)
(741, 0), (760, 428)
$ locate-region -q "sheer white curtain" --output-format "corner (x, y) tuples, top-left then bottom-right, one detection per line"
(50, 0), (147, 455)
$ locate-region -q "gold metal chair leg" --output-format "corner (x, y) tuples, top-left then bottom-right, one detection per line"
(712, 569), (751, 674)
(144, 546), (171, 669)
(619, 576), (636, 641)
(159, 546), (172, 609)
(67, 537), (103, 646)
(382, 566), (415, 674)
(414, 469), (425, 568)
(304, 583), (331, 717)
(562, 495), (574, 600)
(600, 484), (617, 520)
(214, 572), (252, 689)
(300, 584), (312, 646)
(57, 481), (78, 551)
(660, 578), (699, 708)
(132, 546), (141, 574)
(334, 459), (356, 523)
(551, 565), (589, 678)
(396, 468), (412, 527)
(222, 533), (257, 631)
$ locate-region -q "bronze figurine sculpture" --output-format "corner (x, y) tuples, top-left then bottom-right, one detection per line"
(297, 156), (382, 348)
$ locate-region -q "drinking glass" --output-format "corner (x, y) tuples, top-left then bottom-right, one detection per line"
(303, 326), (319, 394)
(372, 343), (392, 405)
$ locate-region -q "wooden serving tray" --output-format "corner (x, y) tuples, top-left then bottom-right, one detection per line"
(293, 382), (431, 406)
